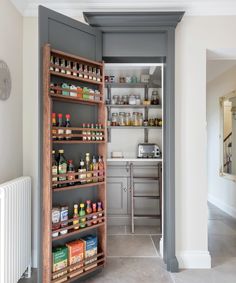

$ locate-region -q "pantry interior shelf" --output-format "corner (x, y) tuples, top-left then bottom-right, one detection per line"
(53, 140), (106, 144)
(50, 93), (103, 105)
(105, 82), (158, 88)
(107, 126), (162, 129)
(52, 181), (106, 192)
(106, 104), (161, 109)
(52, 221), (105, 242)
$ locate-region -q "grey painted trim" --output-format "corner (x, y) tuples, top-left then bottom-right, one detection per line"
(84, 12), (184, 30)
(103, 57), (166, 63)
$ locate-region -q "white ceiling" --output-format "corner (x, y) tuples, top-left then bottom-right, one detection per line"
(207, 60), (236, 83)
(10, 0), (236, 17)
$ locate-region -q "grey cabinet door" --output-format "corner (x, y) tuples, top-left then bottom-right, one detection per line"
(107, 177), (128, 215)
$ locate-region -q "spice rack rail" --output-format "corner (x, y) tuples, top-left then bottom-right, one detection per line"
(42, 44), (107, 283)
(52, 252), (105, 283)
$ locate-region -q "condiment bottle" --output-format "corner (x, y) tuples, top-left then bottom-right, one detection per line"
(67, 160), (75, 186)
(50, 56), (54, 71)
(52, 207), (60, 238)
(73, 204), (79, 230)
(82, 123), (87, 141)
(88, 66), (93, 80)
(78, 159), (86, 184)
(60, 206), (68, 235)
(84, 65), (88, 79)
(52, 150), (58, 188)
(92, 156), (98, 183)
(99, 124), (103, 140)
(87, 123), (91, 141)
(92, 203), (98, 225)
(66, 61), (71, 75)
(91, 124), (96, 141)
(60, 58), (66, 74)
(52, 113), (57, 140)
(98, 156), (104, 182)
(97, 202), (103, 223)
(65, 114), (72, 140)
(92, 67), (97, 81)
(72, 62), (77, 76)
(78, 64), (83, 78)
(85, 153), (92, 183)
(95, 124), (99, 141)
(58, 149), (67, 187)
(57, 113), (64, 140)
(96, 69), (101, 82)
(86, 200), (92, 227)
(79, 203), (86, 228)
(54, 57), (60, 72)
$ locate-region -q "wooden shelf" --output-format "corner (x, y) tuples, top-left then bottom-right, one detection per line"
(53, 181), (105, 192)
(50, 71), (102, 85)
(105, 82), (158, 88)
(50, 93), (103, 105)
(53, 140), (106, 144)
(52, 221), (105, 242)
(51, 252), (105, 283)
(106, 104), (161, 109)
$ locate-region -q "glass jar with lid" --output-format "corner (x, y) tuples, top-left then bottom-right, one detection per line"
(124, 113), (131, 126)
(151, 90), (160, 105)
(129, 95), (136, 105)
(138, 113), (143, 126)
(132, 112), (139, 126)
(135, 95), (141, 105)
(111, 113), (118, 126)
(112, 95), (119, 105)
(121, 95), (129, 105)
(119, 112), (126, 126)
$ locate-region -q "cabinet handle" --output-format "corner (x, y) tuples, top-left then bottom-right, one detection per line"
(126, 162), (129, 172)
(122, 186), (127, 192)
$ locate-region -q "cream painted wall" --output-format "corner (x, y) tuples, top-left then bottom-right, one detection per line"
(23, 14), (236, 269)
(23, 17), (38, 267)
(207, 65), (236, 218)
(0, 1), (23, 183)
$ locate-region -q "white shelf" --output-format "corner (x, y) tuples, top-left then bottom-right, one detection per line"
(107, 158), (163, 162)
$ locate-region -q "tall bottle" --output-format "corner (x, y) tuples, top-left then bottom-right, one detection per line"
(57, 113), (64, 140)
(65, 114), (72, 140)
(97, 202), (103, 223)
(58, 149), (67, 187)
(78, 159), (86, 184)
(73, 204), (79, 230)
(91, 124), (96, 141)
(52, 113), (57, 140)
(79, 203), (86, 228)
(98, 156), (104, 182)
(92, 156), (98, 183)
(87, 123), (91, 141)
(67, 160), (75, 186)
(52, 150), (58, 188)
(99, 124), (103, 141)
(92, 203), (98, 225)
(85, 153), (92, 183)
(82, 123), (87, 141)
(86, 200), (92, 227)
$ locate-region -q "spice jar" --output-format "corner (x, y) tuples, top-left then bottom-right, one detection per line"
(111, 113), (118, 126)
(112, 95), (119, 105)
(148, 118), (155, 126)
(151, 90), (160, 105)
(132, 112), (139, 126)
(97, 69), (101, 82)
(138, 113), (143, 126)
(119, 112), (126, 126)
(88, 66), (93, 80)
(78, 64), (83, 78)
(125, 113), (131, 126)
(129, 95), (136, 105)
(122, 95), (129, 105)
(135, 95), (141, 105)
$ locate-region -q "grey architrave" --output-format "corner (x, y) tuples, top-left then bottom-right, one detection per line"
(84, 11), (184, 273)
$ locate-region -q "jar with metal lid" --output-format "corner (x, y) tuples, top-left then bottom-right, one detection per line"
(138, 112), (143, 126)
(151, 90), (160, 105)
(124, 113), (131, 126)
(119, 112), (126, 126)
(129, 95), (136, 105)
(121, 95), (129, 105)
(132, 112), (139, 126)
(112, 95), (119, 105)
(135, 95), (141, 105)
(111, 113), (118, 126)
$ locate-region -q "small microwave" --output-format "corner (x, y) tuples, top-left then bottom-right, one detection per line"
(137, 143), (161, 158)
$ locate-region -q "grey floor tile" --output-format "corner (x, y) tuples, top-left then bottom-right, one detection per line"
(151, 235), (161, 255)
(18, 269), (37, 283)
(83, 257), (172, 283)
(208, 219), (236, 235)
(126, 225), (161, 235)
(107, 235), (158, 257)
(107, 225), (126, 235)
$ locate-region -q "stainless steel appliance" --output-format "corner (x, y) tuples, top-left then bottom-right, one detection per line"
(137, 143), (161, 158)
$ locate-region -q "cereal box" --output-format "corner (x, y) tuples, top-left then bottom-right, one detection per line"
(66, 240), (84, 278)
(81, 235), (98, 271)
(52, 246), (68, 283)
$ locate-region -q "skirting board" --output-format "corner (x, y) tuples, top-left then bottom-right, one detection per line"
(177, 251), (211, 269)
(208, 194), (236, 218)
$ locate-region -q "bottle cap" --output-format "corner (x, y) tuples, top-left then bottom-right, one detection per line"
(52, 113), (56, 117)
(66, 114), (70, 119)
(58, 113), (63, 118)
(80, 203), (85, 208)
(68, 160), (73, 163)
(86, 200), (91, 204)
(58, 149), (64, 154)
(82, 123), (86, 127)
(74, 204), (78, 208)
(92, 203), (97, 207)
(87, 123), (90, 127)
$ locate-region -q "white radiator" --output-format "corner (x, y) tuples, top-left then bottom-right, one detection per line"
(0, 177), (31, 283)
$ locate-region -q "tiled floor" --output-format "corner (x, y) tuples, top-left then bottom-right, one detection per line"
(19, 203), (236, 283)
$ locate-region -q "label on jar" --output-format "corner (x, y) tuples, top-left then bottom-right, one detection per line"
(52, 166), (58, 185)
(78, 169), (86, 183)
(65, 129), (72, 135)
(58, 163), (67, 181)
(60, 207), (68, 235)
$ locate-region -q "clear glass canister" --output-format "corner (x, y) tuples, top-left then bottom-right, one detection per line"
(135, 95), (141, 105)
(132, 112), (139, 126)
(124, 113), (131, 126)
(111, 113), (118, 126)
(119, 112), (126, 126)
(129, 95), (136, 105)
(138, 112), (143, 126)
(121, 95), (129, 105)
(112, 95), (119, 105)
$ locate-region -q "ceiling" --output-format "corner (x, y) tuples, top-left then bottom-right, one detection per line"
(10, 0), (236, 17)
(207, 60), (236, 83)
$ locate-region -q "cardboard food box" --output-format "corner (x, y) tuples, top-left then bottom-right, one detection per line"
(81, 235), (98, 271)
(66, 240), (84, 278)
(52, 246), (68, 283)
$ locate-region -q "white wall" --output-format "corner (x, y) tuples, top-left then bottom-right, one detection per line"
(207, 65), (236, 217)
(0, 0), (23, 183)
(23, 17), (39, 267)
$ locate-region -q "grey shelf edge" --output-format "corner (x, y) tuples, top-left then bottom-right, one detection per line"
(106, 104), (162, 109)
(133, 214), (161, 219)
(107, 126), (162, 129)
(105, 83), (160, 88)
(133, 195), (160, 199)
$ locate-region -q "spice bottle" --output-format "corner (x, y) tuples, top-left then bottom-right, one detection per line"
(82, 123), (87, 141)
(52, 113), (57, 140)
(86, 200), (92, 227)
(88, 66), (93, 80)
(54, 57), (60, 72)
(97, 202), (103, 223)
(92, 203), (98, 225)
(96, 69), (101, 82)
(78, 64), (83, 78)
(66, 61), (71, 75)
(99, 124), (103, 140)
(60, 206), (68, 235)
(72, 62), (77, 76)
(52, 207), (60, 238)
(85, 153), (92, 183)
(57, 113), (64, 140)
(60, 58), (66, 74)
(87, 123), (91, 141)
(98, 156), (104, 182)
(67, 160), (75, 186)
(91, 124), (96, 141)
(92, 156), (98, 183)
(50, 56), (54, 71)
(52, 150), (58, 188)
(58, 149), (67, 187)
(84, 65), (88, 79)
(65, 114), (72, 140)
(79, 203), (86, 228)
(78, 159), (86, 184)
(93, 67), (97, 81)
(73, 204), (79, 230)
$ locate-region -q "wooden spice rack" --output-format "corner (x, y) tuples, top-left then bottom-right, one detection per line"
(42, 43), (107, 283)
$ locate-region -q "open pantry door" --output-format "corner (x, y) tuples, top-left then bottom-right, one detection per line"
(39, 6), (104, 283)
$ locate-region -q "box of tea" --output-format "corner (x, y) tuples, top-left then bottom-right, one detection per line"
(81, 235), (98, 271)
(66, 240), (84, 278)
(52, 246), (68, 282)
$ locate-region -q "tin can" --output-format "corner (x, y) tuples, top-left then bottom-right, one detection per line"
(60, 206), (69, 235)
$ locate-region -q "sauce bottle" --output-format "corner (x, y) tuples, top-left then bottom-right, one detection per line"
(52, 113), (57, 140)
(97, 202), (103, 223)
(78, 159), (86, 184)
(92, 203), (98, 225)
(98, 156), (104, 182)
(85, 153), (92, 183)
(67, 160), (75, 186)
(65, 114), (72, 140)
(57, 113), (64, 140)
(60, 205), (68, 235)
(82, 123), (87, 141)
(58, 149), (67, 187)
(73, 204), (79, 230)
(92, 156), (98, 183)
(52, 150), (58, 188)
(79, 203), (86, 228)
(86, 200), (92, 227)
